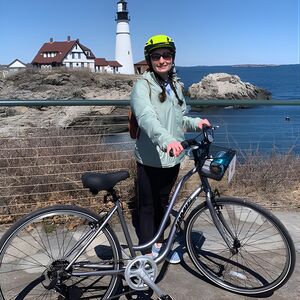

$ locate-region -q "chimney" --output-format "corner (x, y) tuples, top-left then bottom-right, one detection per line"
(50, 37), (53, 43)
(67, 35), (71, 42)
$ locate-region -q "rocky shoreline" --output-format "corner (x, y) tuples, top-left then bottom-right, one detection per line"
(0, 69), (138, 136)
(0, 68), (138, 100)
(0, 69), (271, 136)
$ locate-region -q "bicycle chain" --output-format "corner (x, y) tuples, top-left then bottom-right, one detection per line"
(75, 257), (131, 267)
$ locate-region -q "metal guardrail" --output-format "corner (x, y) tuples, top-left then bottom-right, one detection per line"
(0, 99), (300, 107)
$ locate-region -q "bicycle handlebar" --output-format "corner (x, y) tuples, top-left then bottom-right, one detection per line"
(169, 125), (214, 157)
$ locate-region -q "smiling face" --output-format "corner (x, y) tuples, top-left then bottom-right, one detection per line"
(150, 48), (174, 80)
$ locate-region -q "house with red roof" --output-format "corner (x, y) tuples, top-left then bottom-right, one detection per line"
(94, 58), (122, 74)
(134, 59), (148, 74)
(32, 36), (122, 73)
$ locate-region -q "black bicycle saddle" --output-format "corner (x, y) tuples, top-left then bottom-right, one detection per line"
(82, 171), (130, 194)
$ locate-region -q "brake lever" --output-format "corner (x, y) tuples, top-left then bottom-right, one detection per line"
(202, 126), (214, 143)
(204, 125), (220, 142)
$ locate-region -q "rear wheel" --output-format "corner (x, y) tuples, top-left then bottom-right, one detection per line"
(185, 197), (296, 295)
(0, 205), (122, 299)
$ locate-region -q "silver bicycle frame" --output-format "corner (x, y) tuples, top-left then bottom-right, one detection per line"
(65, 164), (237, 276)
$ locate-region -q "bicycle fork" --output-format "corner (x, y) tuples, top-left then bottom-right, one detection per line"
(202, 177), (240, 254)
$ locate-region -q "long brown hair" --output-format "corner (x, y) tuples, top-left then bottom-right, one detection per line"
(150, 67), (184, 106)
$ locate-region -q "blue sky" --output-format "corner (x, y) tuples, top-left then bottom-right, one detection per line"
(0, 0), (299, 66)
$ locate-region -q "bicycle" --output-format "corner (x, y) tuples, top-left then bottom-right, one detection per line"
(0, 126), (296, 300)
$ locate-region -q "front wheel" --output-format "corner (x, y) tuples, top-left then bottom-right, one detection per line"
(185, 197), (296, 295)
(0, 205), (122, 299)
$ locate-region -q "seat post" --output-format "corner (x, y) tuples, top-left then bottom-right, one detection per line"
(108, 188), (119, 202)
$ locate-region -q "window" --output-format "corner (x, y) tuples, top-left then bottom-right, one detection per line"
(78, 53), (81, 59)
(72, 53), (75, 59)
(81, 62), (84, 67)
(70, 62), (73, 67)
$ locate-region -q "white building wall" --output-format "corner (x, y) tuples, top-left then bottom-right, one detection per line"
(41, 65), (52, 69)
(9, 60), (26, 68)
(63, 44), (95, 71)
(95, 66), (110, 73)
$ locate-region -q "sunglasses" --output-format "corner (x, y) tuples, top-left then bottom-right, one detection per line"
(150, 52), (173, 61)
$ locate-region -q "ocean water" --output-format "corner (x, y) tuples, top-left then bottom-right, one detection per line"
(175, 64), (300, 154)
(177, 64), (300, 100)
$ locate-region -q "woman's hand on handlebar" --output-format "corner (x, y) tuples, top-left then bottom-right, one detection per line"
(166, 141), (184, 157)
(198, 119), (211, 129)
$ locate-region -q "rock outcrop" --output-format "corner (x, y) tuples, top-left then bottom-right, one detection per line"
(188, 73), (271, 100)
(0, 69), (139, 136)
(0, 68), (138, 100)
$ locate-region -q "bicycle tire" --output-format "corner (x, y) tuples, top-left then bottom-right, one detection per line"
(185, 197), (296, 295)
(0, 205), (122, 299)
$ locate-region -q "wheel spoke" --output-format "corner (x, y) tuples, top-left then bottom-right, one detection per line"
(0, 206), (121, 299)
(186, 198), (295, 294)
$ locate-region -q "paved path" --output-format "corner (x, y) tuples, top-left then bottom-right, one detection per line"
(115, 211), (300, 300)
(0, 211), (298, 300)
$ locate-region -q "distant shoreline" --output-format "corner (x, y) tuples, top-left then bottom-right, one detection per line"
(231, 64), (280, 68)
(178, 63), (300, 68)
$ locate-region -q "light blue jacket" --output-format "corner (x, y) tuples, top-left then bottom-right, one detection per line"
(130, 71), (202, 168)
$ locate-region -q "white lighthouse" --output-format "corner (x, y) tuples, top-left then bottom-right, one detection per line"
(115, 0), (134, 74)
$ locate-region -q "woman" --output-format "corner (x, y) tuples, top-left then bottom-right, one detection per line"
(130, 34), (210, 263)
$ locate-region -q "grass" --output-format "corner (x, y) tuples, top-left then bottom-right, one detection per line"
(180, 151), (300, 210)
(217, 152), (300, 209)
(0, 125), (299, 226)
(0, 126), (134, 224)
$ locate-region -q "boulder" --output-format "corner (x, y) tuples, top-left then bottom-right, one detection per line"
(188, 73), (272, 100)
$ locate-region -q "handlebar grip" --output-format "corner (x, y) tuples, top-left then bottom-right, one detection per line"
(169, 149), (174, 157)
(202, 124), (212, 131)
(181, 140), (190, 149)
(169, 140), (190, 157)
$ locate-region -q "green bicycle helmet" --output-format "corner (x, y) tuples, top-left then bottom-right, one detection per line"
(144, 34), (176, 64)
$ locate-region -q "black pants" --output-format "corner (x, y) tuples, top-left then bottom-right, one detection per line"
(134, 162), (180, 254)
